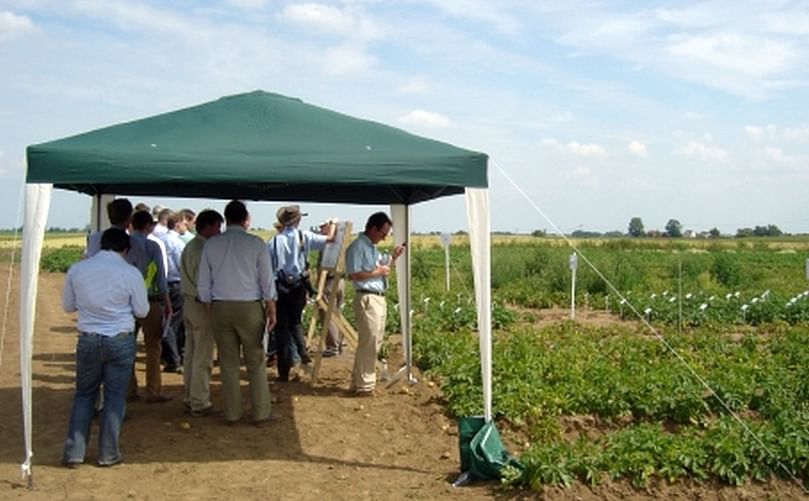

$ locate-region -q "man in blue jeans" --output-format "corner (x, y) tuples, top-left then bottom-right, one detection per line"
(61, 228), (149, 468)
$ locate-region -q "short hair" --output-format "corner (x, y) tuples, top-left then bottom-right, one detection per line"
(365, 212), (392, 232)
(134, 202), (150, 213)
(179, 208), (196, 222)
(166, 211), (180, 230)
(131, 210), (154, 231)
(100, 227), (131, 253)
(106, 199), (133, 226)
(224, 200), (248, 224)
(195, 209), (223, 232)
(157, 207), (173, 223)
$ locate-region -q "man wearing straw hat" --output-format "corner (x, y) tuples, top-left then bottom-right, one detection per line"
(268, 205), (335, 381)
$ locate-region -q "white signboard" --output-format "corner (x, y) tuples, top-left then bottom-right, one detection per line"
(440, 232), (451, 249)
(320, 221), (349, 270)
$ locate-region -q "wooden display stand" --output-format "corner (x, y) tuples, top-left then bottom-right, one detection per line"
(306, 221), (356, 385)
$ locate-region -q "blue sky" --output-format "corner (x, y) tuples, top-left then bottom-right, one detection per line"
(1, 0), (808, 234)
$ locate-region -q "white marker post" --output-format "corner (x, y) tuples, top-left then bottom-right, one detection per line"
(440, 232), (452, 292)
(569, 252), (578, 320)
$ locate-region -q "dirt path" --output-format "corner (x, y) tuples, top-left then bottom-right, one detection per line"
(0, 270), (804, 499)
(0, 270), (497, 500)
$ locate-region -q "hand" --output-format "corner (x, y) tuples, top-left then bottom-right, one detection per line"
(392, 244), (406, 260)
(376, 265), (391, 277)
(265, 300), (277, 334)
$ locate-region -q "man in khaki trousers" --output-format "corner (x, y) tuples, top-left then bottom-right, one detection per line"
(180, 210), (223, 416)
(345, 212), (405, 396)
(197, 201), (277, 426)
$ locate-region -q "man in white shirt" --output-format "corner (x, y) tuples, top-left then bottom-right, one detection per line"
(160, 210), (186, 373)
(61, 228), (149, 468)
(198, 200), (278, 426)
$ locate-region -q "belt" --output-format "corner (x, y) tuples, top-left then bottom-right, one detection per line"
(79, 331), (132, 338)
(356, 289), (385, 297)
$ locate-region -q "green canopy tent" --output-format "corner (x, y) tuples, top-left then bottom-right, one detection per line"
(19, 91), (493, 484)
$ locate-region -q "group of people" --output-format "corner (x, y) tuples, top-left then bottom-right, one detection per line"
(60, 199), (404, 468)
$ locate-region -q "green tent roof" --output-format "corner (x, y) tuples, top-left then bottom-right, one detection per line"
(26, 91), (488, 204)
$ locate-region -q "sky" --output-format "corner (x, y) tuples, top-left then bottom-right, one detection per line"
(1, 0), (808, 235)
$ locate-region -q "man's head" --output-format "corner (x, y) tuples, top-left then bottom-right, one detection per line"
(178, 209), (196, 234)
(131, 210), (155, 233)
(195, 209), (224, 239)
(151, 204), (164, 222)
(157, 207), (172, 226)
(364, 212), (393, 244)
(107, 198), (133, 227)
(224, 200), (249, 227)
(276, 205), (307, 228)
(100, 227), (131, 254)
(165, 210), (181, 231)
(134, 202), (150, 213)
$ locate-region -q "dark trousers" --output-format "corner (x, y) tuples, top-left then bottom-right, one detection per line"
(162, 281), (184, 366)
(276, 284), (309, 380)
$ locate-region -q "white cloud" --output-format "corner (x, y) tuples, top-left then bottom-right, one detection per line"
(542, 138), (606, 157)
(744, 125), (778, 141)
(627, 140), (647, 158)
(674, 140), (728, 161)
(765, 146), (793, 163)
(321, 44), (376, 75)
(225, 0), (268, 9)
(666, 33), (795, 78)
(398, 109), (452, 128)
(566, 165), (591, 178)
(279, 3), (381, 39)
(683, 111), (703, 120)
(783, 125), (809, 143)
(418, 0), (520, 35)
(398, 77), (430, 95)
(0, 10), (34, 40)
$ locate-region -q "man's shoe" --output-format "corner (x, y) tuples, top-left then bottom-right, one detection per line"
(253, 415), (281, 428)
(145, 394), (172, 404)
(187, 405), (217, 417)
(97, 457), (123, 467)
(352, 389), (377, 398)
(322, 348), (338, 358)
(163, 364), (182, 374)
(61, 459), (81, 469)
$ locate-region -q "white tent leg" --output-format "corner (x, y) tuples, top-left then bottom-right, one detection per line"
(465, 187), (492, 422)
(389, 204), (415, 385)
(90, 194), (115, 232)
(20, 183), (52, 487)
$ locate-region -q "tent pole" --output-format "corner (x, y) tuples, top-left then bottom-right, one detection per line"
(388, 204), (416, 386)
(20, 183), (53, 489)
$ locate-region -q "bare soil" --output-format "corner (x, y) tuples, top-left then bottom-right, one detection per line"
(0, 269), (804, 500)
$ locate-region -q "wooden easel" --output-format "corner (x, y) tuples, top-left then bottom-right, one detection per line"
(307, 221), (357, 385)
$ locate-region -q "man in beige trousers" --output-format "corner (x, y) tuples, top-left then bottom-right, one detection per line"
(345, 212), (405, 396)
(180, 209), (223, 416)
(197, 201), (277, 426)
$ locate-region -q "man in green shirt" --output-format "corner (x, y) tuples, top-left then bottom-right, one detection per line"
(179, 209), (223, 416)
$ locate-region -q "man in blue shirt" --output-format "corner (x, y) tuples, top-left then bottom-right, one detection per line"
(269, 205), (335, 381)
(198, 200), (278, 426)
(129, 211), (173, 403)
(62, 228), (149, 468)
(345, 212), (405, 396)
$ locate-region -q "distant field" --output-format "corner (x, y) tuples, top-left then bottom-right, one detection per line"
(0, 231), (808, 252)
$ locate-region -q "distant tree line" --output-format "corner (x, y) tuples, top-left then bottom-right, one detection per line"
(523, 218), (792, 239)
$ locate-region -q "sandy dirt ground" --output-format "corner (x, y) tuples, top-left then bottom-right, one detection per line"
(0, 268), (805, 500)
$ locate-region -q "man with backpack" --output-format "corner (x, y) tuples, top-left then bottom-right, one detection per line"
(269, 205), (335, 381)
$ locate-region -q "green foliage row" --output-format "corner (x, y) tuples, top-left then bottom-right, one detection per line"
(40, 246), (82, 272)
(412, 319), (809, 488)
